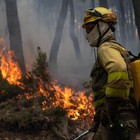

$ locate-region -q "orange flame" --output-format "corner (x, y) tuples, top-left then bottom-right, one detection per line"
(0, 40), (94, 123)
(0, 47), (22, 85)
(39, 83), (94, 122)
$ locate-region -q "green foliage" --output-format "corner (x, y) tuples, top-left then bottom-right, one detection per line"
(32, 47), (51, 83)
(18, 47), (56, 110)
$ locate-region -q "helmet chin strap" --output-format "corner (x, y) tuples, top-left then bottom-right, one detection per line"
(96, 21), (115, 47)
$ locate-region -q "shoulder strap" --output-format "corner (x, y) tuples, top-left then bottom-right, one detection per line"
(109, 40), (133, 81)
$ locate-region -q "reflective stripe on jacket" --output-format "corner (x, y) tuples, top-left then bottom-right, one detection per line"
(97, 41), (133, 99)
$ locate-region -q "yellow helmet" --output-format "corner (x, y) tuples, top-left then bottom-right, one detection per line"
(82, 7), (117, 28)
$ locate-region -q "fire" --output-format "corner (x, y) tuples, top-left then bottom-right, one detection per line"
(0, 43), (94, 124)
(38, 82), (94, 122)
(0, 47), (22, 86)
(17, 80), (94, 123)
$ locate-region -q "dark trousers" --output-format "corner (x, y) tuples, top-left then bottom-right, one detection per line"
(91, 120), (138, 140)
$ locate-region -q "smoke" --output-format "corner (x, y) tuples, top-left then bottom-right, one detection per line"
(17, 0), (94, 88)
(0, 0), (10, 49)
(0, 0), (139, 88)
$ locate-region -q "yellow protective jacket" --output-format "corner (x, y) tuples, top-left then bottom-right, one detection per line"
(97, 41), (133, 99)
(90, 41), (137, 133)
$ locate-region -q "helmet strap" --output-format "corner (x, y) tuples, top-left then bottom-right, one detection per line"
(96, 22), (102, 47)
(96, 22), (115, 47)
(110, 24), (115, 32)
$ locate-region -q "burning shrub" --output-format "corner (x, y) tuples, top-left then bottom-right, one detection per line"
(0, 46), (95, 139)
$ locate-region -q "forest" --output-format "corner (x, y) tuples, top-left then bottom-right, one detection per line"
(0, 0), (140, 140)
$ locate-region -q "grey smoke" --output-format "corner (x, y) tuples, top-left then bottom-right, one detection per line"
(0, 0), (139, 88)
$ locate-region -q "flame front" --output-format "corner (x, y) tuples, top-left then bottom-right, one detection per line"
(0, 42), (94, 124)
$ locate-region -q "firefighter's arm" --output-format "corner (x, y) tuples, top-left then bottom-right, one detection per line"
(98, 44), (131, 125)
(98, 44), (131, 99)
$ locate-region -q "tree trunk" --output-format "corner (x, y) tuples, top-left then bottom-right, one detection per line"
(5, 0), (26, 73)
(69, 0), (81, 60)
(132, 0), (140, 39)
(118, 0), (127, 46)
(98, 0), (108, 8)
(49, 0), (69, 67)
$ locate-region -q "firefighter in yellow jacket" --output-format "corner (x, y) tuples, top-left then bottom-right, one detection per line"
(82, 7), (139, 140)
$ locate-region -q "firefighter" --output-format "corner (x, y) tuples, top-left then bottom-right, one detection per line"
(82, 7), (139, 140)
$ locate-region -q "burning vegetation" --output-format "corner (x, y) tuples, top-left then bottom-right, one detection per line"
(0, 39), (95, 140)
